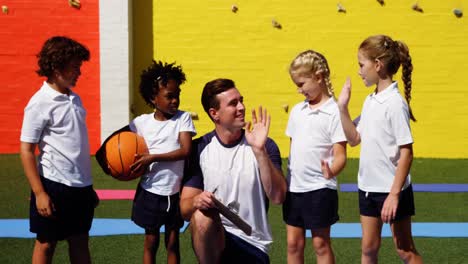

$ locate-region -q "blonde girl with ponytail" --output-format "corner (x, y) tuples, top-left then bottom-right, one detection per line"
(283, 50), (347, 264)
(338, 35), (423, 264)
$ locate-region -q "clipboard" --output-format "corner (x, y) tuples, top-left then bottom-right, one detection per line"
(211, 196), (252, 236)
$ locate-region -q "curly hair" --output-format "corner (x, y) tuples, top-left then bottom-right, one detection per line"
(36, 36), (90, 78)
(139, 60), (186, 108)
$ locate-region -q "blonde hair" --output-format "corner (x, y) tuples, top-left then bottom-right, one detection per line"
(359, 35), (416, 121)
(289, 50), (334, 97)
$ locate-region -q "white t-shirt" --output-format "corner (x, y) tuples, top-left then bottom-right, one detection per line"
(286, 98), (346, 192)
(130, 110), (196, 195)
(184, 131), (282, 253)
(20, 82), (92, 187)
(356, 82), (413, 192)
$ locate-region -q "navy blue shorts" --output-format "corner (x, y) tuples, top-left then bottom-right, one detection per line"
(30, 176), (98, 241)
(359, 185), (415, 221)
(131, 185), (183, 232)
(283, 188), (339, 229)
(220, 231), (270, 264)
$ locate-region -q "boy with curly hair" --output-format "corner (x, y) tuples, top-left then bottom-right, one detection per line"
(20, 36), (98, 264)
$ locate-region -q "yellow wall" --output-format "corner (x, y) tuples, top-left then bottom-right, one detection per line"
(136, 0), (468, 158)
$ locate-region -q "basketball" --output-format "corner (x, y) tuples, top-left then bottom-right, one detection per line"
(104, 131), (149, 181)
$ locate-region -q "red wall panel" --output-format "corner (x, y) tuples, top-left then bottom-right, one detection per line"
(0, 0), (100, 154)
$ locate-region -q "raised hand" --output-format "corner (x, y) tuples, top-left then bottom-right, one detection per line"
(245, 106), (270, 152)
(337, 77), (352, 110)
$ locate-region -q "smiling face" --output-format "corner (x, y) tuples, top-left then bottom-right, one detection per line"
(358, 50), (380, 87)
(290, 70), (329, 104)
(210, 88), (245, 130)
(152, 79), (181, 120)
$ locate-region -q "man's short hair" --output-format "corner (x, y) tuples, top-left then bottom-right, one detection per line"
(201, 78), (235, 120)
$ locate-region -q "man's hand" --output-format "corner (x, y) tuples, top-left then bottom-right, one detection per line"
(245, 106), (270, 152)
(193, 191), (216, 211)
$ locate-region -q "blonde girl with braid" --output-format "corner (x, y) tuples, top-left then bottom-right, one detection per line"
(338, 35), (423, 264)
(283, 50), (347, 264)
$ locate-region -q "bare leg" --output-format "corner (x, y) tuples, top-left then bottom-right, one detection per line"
(360, 215), (383, 264)
(286, 225), (305, 264)
(142, 232), (159, 264)
(67, 233), (91, 264)
(32, 239), (57, 264)
(165, 228), (180, 264)
(390, 217), (423, 264)
(190, 209), (224, 264)
(311, 227), (335, 264)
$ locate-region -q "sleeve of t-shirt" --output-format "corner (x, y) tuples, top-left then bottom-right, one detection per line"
(182, 137), (204, 189)
(20, 104), (48, 143)
(266, 138), (282, 171)
(388, 100), (413, 146)
(285, 105), (297, 138)
(330, 111), (347, 144)
(129, 115), (144, 136)
(180, 111), (197, 136)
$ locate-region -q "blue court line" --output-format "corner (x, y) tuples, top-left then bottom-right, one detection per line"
(2, 219), (468, 238)
(306, 223), (468, 238)
(340, 184), (468, 192)
(0, 219), (189, 238)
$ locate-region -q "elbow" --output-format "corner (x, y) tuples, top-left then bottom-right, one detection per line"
(348, 138), (360, 147)
(270, 182), (287, 205)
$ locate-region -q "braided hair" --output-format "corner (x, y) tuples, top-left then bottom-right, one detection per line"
(359, 35), (416, 121)
(289, 50), (334, 97)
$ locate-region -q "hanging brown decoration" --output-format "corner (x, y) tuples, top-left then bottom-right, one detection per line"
(412, 3), (423, 13)
(453, 8), (463, 18)
(337, 3), (346, 13)
(231, 5), (238, 13)
(377, 0), (385, 6)
(69, 0), (81, 9)
(272, 19), (282, 29)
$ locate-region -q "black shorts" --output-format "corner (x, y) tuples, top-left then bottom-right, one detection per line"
(131, 185), (183, 232)
(283, 188), (339, 230)
(30, 176), (98, 241)
(220, 231), (270, 264)
(359, 185), (415, 221)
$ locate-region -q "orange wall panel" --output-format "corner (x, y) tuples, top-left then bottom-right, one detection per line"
(0, 0), (100, 153)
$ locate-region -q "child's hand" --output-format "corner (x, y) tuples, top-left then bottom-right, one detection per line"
(321, 160), (334, 179)
(337, 77), (352, 109)
(36, 192), (56, 218)
(130, 153), (152, 176)
(381, 193), (399, 223)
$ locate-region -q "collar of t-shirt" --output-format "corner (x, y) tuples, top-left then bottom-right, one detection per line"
(299, 97), (335, 115)
(41, 81), (75, 100)
(370, 82), (399, 104)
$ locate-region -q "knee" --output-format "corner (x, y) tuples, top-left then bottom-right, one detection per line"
(361, 241), (380, 258)
(35, 240), (56, 256)
(396, 247), (420, 262)
(287, 236), (305, 254)
(190, 209), (220, 236)
(313, 239), (331, 256)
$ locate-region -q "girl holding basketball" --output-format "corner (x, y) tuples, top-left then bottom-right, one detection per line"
(129, 60), (196, 264)
(337, 35), (423, 263)
(283, 50), (347, 264)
